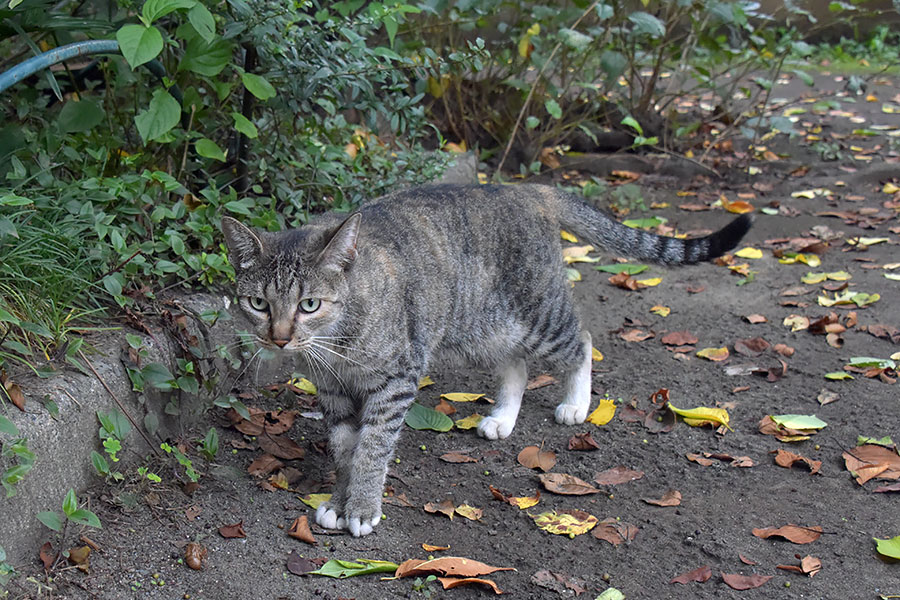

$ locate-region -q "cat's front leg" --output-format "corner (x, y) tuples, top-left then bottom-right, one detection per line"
(314, 392), (357, 530)
(341, 373), (418, 536)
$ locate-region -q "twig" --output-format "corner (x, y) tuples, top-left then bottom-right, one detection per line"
(61, 388), (83, 409)
(495, 0), (601, 176)
(650, 145), (721, 178)
(78, 349), (162, 457)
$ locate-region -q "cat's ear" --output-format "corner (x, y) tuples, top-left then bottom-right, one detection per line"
(317, 213), (361, 272)
(221, 216), (264, 270)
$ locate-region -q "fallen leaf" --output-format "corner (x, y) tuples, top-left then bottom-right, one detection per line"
(438, 576), (503, 594)
(184, 542), (207, 570)
(686, 452), (754, 468)
(592, 347), (604, 361)
(661, 331), (699, 346)
(434, 398), (457, 416)
(418, 375), (435, 389)
(288, 516), (316, 544)
(772, 449), (822, 474)
(440, 392), (484, 402)
(5, 381), (25, 411)
(539, 473), (600, 495)
(670, 565), (712, 584)
(424, 499), (457, 520)
(298, 493), (331, 509)
(454, 414), (484, 430)
(734, 337), (770, 357)
(218, 521), (247, 539)
(752, 524), (822, 544)
(735, 247), (763, 259)
(721, 572), (773, 590)
(642, 489), (682, 506)
(745, 314), (768, 323)
(771, 414), (827, 430)
(560, 230), (578, 243)
(593, 466), (644, 485)
(67, 546), (91, 573)
(586, 399), (616, 426)
(619, 328), (655, 342)
(567, 432), (600, 451)
(592, 518), (639, 546)
(696, 347), (729, 361)
(843, 444), (900, 485)
(228, 407), (297, 436)
(874, 482), (900, 493)
(650, 305), (671, 317)
(526, 374), (557, 390)
(774, 343), (795, 357)
(517, 445), (557, 472)
(668, 403), (731, 430)
(423, 543), (450, 552)
(533, 509), (598, 536)
(440, 452), (478, 463)
(489, 485), (541, 509)
(874, 536), (900, 560)
(395, 557), (515, 579)
(454, 504), (483, 521)
(259, 434), (305, 460)
(286, 551), (325, 576)
(39, 542), (57, 571)
(531, 570), (588, 596)
(777, 555), (822, 577)
(816, 389), (839, 405)
(308, 558), (400, 578)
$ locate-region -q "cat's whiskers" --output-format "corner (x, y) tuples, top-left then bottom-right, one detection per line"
(308, 340), (381, 376)
(305, 344), (351, 394)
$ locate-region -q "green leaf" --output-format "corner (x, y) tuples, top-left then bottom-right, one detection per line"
(195, 138), (226, 162)
(91, 451), (110, 476)
(67, 508), (102, 529)
(241, 72), (276, 101)
(134, 89), (181, 144)
(621, 115), (644, 135)
(622, 216), (666, 229)
(308, 558), (399, 578)
(770, 414), (827, 430)
(525, 116), (540, 130)
(37, 511), (63, 532)
(180, 36), (233, 77)
(848, 356), (896, 370)
(142, 0), (195, 24)
(63, 488), (78, 516)
(0, 415), (18, 437)
(142, 363), (175, 390)
(628, 11), (666, 38)
(545, 99), (562, 119)
(559, 28), (591, 49)
(116, 24), (164, 69)
(404, 402), (453, 432)
(599, 50), (626, 81)
(594, 263), (649, 275)
(857, 435), (894, 447)
(231, 112), (258, 138)
(825, 371), (853, 380)
(103, 274), (123, 297)
(57, 99), (104, 133)
(187, 3), (216, 43)
(874, 535), (900, 560)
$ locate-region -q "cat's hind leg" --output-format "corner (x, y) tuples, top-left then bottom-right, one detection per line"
(477, 357), (527, 440)
(554, 329), (592, 425)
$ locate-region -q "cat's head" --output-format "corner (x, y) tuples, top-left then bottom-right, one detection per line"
(221, 214), (360, 352)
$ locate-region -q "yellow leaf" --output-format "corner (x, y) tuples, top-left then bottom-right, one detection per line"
(650, 305), (670, 317)
(477, 172), (488, 185)
(696, 347), (729, 361)
(563, 244), (600, 264)
(882, 182), (900, 194)
(289, 377), (317, 395)
(454, 504), (483, 521)
(533, 510), (598, 537)
(526, 23), (541, 35)
(298, 493), (332, 509)
(636, 277), (662, 287)
(560, 230), (578, 243)
(566, 268), (582, 282)
(592, 347), (604, 361)
(783, 315), (810, 332)
(418, 375), (435, 389)
(444, 141), (467, 154)
(801, 272), (827, 284)
(668, 403), (732, 431)
(778, 253), (821, 267)
(441, 392), (484, 403)
(890, 351), (900, 361)
(422, 543), (450, 552)
(454, 414), (484, 430)
(734, 247), (763, 259)
(508, 493), (540, 509)
(791, 188), (831, 199)
(747, 166), (761, 175)
(847, 237), (889, 246)
(586, 399), (616, 426)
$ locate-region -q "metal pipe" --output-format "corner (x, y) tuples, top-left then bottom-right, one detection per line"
(0, 40), (120, 94)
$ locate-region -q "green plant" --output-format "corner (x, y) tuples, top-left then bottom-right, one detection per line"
(0, 414), (34, 498)
(160, 441), (198, 482)
(411, 574), (438, 598)
(0, 544), (13, 588)
(198, 426), (218, 461)
(36, 488), (102, 531)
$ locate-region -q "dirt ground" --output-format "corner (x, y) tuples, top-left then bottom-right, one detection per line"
(11, 72), (900, 599)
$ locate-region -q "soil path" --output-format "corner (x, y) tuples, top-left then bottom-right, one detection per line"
(15, 72), (900, 600)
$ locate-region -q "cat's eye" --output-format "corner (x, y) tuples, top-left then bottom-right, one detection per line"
(248, 296), (269, 311)
(299, 298), (320, 313)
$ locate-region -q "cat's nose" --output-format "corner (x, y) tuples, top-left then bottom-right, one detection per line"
(272, 339), (290, 348)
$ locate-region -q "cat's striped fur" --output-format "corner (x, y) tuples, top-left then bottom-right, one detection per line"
(222, 184), (751, 536)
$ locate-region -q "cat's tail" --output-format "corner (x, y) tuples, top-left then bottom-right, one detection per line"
(554, 192), (752, 265)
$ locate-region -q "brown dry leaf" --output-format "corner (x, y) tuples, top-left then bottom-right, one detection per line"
(642, 489), (682, 506)
(424, 499), (457, 520)
(777, 555), (822, 577)
(259, 433), (305, 461)
(434, 398), (457, 416)
(593, 466), (644, 485)
(67, 546), (91, 573)
(643, 405), (676, 433)
(687, 452), (754, 468)
(842, 444), (900, 485)
(745, 314), (768, 324)
(383, 491), (414, 508)
(440, 452), (478, 464)
(751, 524), (822, 544)
(438, 576), (503, 594)
(227, 407), (297, 436)
(774, 343), (795, 357)
(4, 381), (25, 411)
(454, 504), (483, 521)
(263, 470), (290, 491)
(772, 449), (822, 474)
(758, 415), (816, 442)
(608, 271), (639, 290)
(39, 542), (57, 571)
(538, 473), (599, 495)
(619, 328), (655, 342)
(489, 485), (540, 509)
(874, 482), (900, 493)
(592, 518), (639, 546)
(526, 374), (557, 390)
(721, 199), (755, 214)
(184, 542), (207, 570)
(734, 337), (770, 357)
(721, 572), (773, 590)
(286, 552), (326, 576)
(567, 432), (600, 451)
(218, 521), (247, 539)
(517, 445), (557, 472)
(423, 543), (450, 552)
(661, 331), (699, 346)
(670, 565), (712, 584)
(287, 515), (316, 544)
(248, 454), (284, 477)
(395, 557), (515, 579)
(739, 554), (757, 565)
(531, 570), (588, 596)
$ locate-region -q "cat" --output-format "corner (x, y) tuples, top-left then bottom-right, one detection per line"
(222, 183), (751, 537)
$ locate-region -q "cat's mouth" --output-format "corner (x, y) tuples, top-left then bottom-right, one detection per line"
(257, 336), (308, 353)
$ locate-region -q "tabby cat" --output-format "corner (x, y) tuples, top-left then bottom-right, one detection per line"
(222, 184), (751, 536)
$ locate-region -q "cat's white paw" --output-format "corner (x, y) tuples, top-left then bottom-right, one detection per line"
(477, 415), (515, 440)
(555, 402), (588, 425)
(347, 514), (381, 537)
(315, 504), (341, 530)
